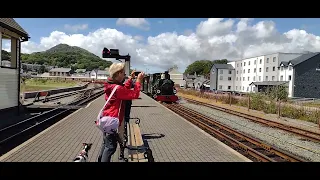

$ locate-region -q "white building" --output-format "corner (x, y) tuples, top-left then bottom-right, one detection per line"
(210, 52), (308, 96)
(90, 69), (109, 79)
(233, 52), (303, 93)
(168, 66), (184, 86)
(210, 64), (235, 91)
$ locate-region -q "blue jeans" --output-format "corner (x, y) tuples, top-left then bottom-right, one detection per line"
(97, 132), (117, 162)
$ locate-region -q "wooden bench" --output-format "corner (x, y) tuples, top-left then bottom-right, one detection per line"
(122, 118), (154, 162)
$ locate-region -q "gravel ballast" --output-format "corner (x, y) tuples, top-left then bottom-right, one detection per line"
(180, 100), (320, 162)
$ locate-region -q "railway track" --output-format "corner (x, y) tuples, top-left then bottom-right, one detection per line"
(182, 97), (320, 143)
(164, 103), (307, 162)
(0, 88), (105, 156)
(34, 84), (104, 103)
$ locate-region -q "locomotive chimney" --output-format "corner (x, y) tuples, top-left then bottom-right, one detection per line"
(164, 71), (170, 79)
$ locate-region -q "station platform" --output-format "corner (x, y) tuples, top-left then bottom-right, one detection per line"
(0, 92), (250, 162)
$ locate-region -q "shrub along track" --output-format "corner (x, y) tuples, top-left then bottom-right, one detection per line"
(182, 97), (320, 143)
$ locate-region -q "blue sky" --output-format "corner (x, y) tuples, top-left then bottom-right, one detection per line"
(15, 18), (320, 43)
(11, 18), (320, 73)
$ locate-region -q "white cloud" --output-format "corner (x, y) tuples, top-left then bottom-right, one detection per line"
(64, 24), (88, 33)
(19, 18), (320, 72)
(133, 35), (144, 41)
(116, 18), (150, 30)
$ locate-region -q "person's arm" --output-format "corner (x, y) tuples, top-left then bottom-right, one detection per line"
(116, 81), (141, 100)
(124, 78), (133, 89)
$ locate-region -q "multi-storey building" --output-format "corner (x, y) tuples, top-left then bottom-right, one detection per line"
(210, 52), (308, 97)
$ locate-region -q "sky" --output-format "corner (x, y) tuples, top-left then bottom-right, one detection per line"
(4, 18), (320, 73)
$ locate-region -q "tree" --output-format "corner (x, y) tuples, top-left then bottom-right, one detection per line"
(184, 59), (228, 76)
(38, 65), (46, 74)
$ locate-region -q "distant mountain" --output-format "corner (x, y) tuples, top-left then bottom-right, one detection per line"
(20, 44), (112, 71)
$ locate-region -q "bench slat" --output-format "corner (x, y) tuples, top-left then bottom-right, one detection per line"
(127, 122), (148, 162)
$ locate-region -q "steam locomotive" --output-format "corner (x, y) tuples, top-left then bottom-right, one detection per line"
(142, 71), (178, 103)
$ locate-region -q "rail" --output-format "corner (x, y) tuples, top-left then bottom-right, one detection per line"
(183, 97), (320, 142)
(164, 103), (307, 162)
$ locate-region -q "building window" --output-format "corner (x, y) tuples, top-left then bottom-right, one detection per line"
(228, 77), (232, 81)
(220, 76), (223, 80)
(253, 76), (255, 81)
(228, 86), (231, 90)
(260, 59), (262, 64)
(254, 68), (256, 73)
(289, 66), (292, 70)
(273, 57), (276, 62)
(243, 77), (245, 81)
(253, 87), (256, 91)
(259, 76), (261, 81)
(243, 86), (244, 90)
(219, 85), (222, 90)
(247, 77), (250, 81)
(237, 63), (239, 67)
(266, 58), (269, 63)
(244, 62), (246, 66)
(272, 76), (275, 81)
(273, 66), (275, 71)
(248, 69), (250, 73)
(254, 60), (256, 65)
(237, 70), (238, 74)
(281, 66), (284, 71)
(236, 77), (238, 81)
(241, 63), (242, 67)
(280, 75), (283, 81)
(247, 87), (249, 91)
(259, 68), (261, 72)
(289, 75), (292, 81)
(229, 70), (232, 74)
(266, 67), (269, 72)
(248, 61), (250, 65)
(220, 70), (223, 74)
(265, 76), (268, 81)
(243, 69), (245, 73)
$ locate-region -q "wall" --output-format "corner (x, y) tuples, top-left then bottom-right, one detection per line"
(0, 68), (18, 109)
(217, 69), (234, 91)
(210, 66), (217, 90)
(293, 54), (320, 98)
(234, 55), (265, 92)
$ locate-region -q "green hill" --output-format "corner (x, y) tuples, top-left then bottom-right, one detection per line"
(19, 44), (112, 71)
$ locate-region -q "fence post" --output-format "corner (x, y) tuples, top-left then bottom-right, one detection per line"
(215, 93), (217, 103)
(248, 95), (250, 111)
(277, 99), (281, 118)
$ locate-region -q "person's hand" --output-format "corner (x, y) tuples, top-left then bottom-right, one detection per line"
(136, 72), (145, 83)
(130, 71), (136, 79)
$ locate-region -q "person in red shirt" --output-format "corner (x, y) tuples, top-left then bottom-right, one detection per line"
(97, 63), (144, 162)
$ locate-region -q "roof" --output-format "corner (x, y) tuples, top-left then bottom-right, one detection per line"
(75, 69), (86, 73)
(97, 70), (109, 75)
(288, 52), (320, 67)
(213, 64), (234, 69)
(168, 68), (182, 74)
(279, 61), (289, 66)
(0, 18), (29, 40)
(49, 68), (72, 72)
(249, 81), (289, 86)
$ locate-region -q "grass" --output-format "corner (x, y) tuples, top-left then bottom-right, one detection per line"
(21, 78), (78, 92)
